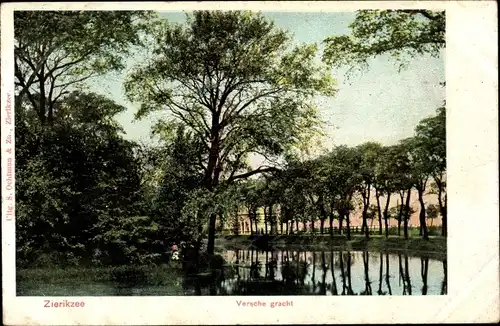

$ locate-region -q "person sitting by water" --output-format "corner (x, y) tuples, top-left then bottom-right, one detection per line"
(171, 243), (179, 261)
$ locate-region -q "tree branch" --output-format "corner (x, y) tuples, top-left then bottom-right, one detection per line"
(228, 166), (280, 182)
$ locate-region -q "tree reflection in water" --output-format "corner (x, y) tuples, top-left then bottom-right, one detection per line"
(360, 251), (372, 295)
(441, 259), (447, 295)
(421, 256), (429, 295)
(377, 252), (387, 295)
(330, 251), (338, 295)
(404, 254), (412, 295)
(385, 253), (392, 295)
(180, 249), (445, 296)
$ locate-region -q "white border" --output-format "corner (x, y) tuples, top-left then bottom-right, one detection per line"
(2, 1), (499, 325)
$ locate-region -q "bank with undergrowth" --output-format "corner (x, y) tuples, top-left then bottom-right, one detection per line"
(215, 234), (447, 260)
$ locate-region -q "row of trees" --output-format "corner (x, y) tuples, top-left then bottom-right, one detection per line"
(14, 10), (445, 267)
(124, 10), (446, 254)
(219, 106), (446, 240)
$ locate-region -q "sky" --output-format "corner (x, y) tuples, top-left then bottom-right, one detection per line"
(91, 11), (445, 152)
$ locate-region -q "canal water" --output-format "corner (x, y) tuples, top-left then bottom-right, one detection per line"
(17, 249), (446, 296)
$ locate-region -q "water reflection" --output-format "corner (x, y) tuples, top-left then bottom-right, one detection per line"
(18, 249), (447, 296)
(441, 259), (447, 295)
(195, 249), (447, 296)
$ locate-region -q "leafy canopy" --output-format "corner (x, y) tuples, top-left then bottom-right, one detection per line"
(124, 10), (337, 184)
(323, 10), (445, 72)
(14, 10), (155, 123)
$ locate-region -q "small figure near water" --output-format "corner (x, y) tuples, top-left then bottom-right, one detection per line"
(171, 243), (179, 261)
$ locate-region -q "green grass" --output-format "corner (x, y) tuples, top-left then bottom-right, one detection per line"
(17, 264), (184, 286)
(17, 264), (188, 296)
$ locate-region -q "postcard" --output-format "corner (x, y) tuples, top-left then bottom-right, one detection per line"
(1, 1), (498, 325)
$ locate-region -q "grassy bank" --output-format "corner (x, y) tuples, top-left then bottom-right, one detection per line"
(215, 234), (447, 260)
(17, 264), (184, 286)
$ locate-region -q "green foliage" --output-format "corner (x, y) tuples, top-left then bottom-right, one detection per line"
(414, 107), (446, 188)
(124, 10), (336, 183)
(16, 92), (146, 267)
(323, 10), (445, 72)
(390, 205), (415, 222)
(426, 204), (440, 220)
(367, 205), (378, 221)
(139, 124), (206, 250)
(14, 10), (155, 124)
(15, 11), (447, 270)
(321, 145), (362, 213)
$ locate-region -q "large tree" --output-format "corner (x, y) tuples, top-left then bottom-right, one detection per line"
(415, 107), (447, 236)
(14, 10), (153, 125)
(322, 9), (445, 72)
(374, 145), (400, 238)
(392, 139), (415, 239)
(321, 146), (361, 240)
(356, 142), (383, 239)
(406, 136), (431, 240)
(124, 11), (336, 254)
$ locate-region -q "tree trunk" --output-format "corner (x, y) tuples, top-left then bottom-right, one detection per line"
(376, 190), (383, 235)
(254, 214), (258, 235)
(345, 210), (351, 241)
(383, 193), (391, 239)
(329, 212), (334, 236)
(320, 219), (325, 234)
(264, 207), (268, 235)
(362, 184), (371, 239)
(403, 188), (411, 240)
(285, 220), (288, 235)
(441, 209), (447, 237)
(204, 118), (222, 255)
(38, 65), (47, 125)
(272, 218), (276, 235)
(295, 219), (299, 234)
(397, 194), (404, 236)
(417, 187), (429, 240)
(207, 213), (217, 255)
(438, 187), (447, 237)
(249, 209), (254, 235)
(339, 214), (344, 235)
